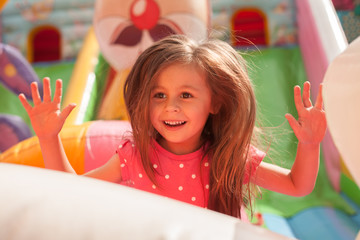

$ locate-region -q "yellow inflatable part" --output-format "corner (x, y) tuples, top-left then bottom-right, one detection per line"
(97, 69), (130, 120)
(63, 27), (100, 125)
(0, 122), (92, 174)
(340, 157), (354, 182)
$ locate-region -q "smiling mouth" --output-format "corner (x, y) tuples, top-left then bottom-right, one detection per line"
(164, 121), (186, 127)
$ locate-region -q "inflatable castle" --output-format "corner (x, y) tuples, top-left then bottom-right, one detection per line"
(1, 0), (94, 62)
(0, 0), (359, 239)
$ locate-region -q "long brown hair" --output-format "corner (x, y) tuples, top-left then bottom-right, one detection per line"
(124, 35), (257, 218)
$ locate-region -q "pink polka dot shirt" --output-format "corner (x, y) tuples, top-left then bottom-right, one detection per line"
(117, 139), (265, 213)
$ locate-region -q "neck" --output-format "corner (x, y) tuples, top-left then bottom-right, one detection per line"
(158, 137), (204, 155)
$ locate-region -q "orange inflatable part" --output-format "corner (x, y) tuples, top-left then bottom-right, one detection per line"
(0, 122), (92, 174)
(0, 0), (7, 11)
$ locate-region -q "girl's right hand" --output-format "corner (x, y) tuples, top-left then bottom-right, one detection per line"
(19, 77), (76, 139)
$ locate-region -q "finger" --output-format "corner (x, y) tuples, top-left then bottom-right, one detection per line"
(43, 77), (52, 103)
(314, 84), (324, 110)
(293, 85), (304, 113)
(53, 79), (63, 104)
(31, 82), (42, 105)
(285, 113), (301, 136)
(60, 103), (76, 121)
(302, 81), (312, 108)
(19, 93), (33, 114)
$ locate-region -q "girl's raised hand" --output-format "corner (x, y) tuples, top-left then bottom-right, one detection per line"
(19, 77), (76, 139)
(285, 81), (327, 145)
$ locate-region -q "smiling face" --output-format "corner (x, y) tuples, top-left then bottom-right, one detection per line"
(150, 63), (214, 155)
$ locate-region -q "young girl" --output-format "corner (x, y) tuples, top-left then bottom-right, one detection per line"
(19, 35), (326, 221)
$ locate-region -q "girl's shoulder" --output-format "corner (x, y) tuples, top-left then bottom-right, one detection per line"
(244, 145), (266, 184)
(116, 138), (141, 181)
(116, 138), (137, 157)
(249, 145), (266, 162)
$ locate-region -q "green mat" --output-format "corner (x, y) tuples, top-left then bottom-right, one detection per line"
(243, 47), (355, 217)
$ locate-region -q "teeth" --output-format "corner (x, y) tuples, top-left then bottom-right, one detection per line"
(165, 121), (185, 126)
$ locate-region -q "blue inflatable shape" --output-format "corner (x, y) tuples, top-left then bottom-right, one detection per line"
(262, 213), (296, 238)
(0, 43), (42, 99)
(0, 114), (32, 152)
(341, 193), (360, 227)
(287, 206), (359, 240)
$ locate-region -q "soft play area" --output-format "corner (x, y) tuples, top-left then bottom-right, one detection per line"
(0, 0), (359, 239)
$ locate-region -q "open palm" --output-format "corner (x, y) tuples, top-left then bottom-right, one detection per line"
(19, 77), (76, 139)
(285, 82), (327, 144)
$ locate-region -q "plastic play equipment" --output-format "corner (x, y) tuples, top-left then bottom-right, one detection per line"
(61, 27), (101, 125)
(0, 1), (41, 152)
(1, 0), (94, 62)
(324, 35), (360, 239)
(0, 163), (290, 240)
(93, 0), (209, 72)
(0, 0), (7, 10)
(0, 43), (41, 99)
(0, 0), (359, 239)
(255, 1), (359, 239)
(242, 46), (359, 240)
(296, 0), (348, 191)
(323, 36), (360, 187)
(0, 121), (131, 174)
(0, 114), (32, 152)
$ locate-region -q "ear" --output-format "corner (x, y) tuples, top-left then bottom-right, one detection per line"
(210, 101), (221, 115)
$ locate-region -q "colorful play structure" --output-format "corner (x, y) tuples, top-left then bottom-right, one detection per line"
(0, 0), (359, 239)
(1, 0), (94, 62)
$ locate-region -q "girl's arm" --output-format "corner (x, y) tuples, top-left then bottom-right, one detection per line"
(83, 154), (122, 182)
(253, 82), (326, 196)
(19, 77), (76, 173)
(19, 77), (122, 183)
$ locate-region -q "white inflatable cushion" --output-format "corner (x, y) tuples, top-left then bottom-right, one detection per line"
(0, 163), (290, 240)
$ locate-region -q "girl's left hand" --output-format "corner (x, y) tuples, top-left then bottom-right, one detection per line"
(285, 81), (327, 144)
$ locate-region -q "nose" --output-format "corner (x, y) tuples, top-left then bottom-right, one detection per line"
(130, 0), (160, 30)
(165, 97), (180, 113)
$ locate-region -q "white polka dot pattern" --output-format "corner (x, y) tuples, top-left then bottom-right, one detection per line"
(116, 139), (265, 210)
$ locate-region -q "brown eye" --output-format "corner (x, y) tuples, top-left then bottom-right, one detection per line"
(154, 92), (166, 99)
(111, 25), (142, 46)
(180, 93), (192, 99)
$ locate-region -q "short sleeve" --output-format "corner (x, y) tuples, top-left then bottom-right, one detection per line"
(116, 140), (136, 182)
(243, 145), (266, 184)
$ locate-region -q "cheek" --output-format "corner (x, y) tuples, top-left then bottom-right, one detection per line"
(149, 104), (159, 124)
(149, 105), (155, 120)
(190, 104), (211, 121)
(202, 98), (214, 115)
